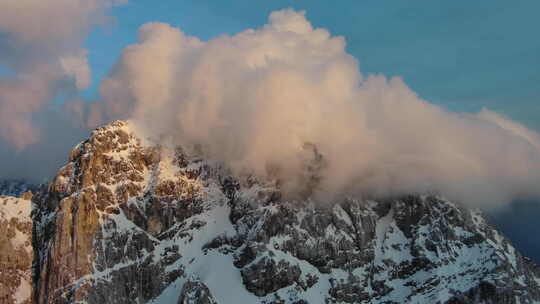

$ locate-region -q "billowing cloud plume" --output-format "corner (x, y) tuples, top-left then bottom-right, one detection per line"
(96, 9), (540, 208)
(0, 0), (125, 149)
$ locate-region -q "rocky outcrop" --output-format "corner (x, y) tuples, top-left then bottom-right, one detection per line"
(178, 280), (217, 304)
(32, 121), (186, 303)
(29, 120), (540, 304)
(0, 195), (33, 304)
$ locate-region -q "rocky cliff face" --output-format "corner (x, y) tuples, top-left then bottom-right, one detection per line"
(27, 120), (540, 303)
(0, 194), (33, 304)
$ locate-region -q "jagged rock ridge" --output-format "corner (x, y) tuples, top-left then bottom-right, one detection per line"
(27, 120), (540, 303)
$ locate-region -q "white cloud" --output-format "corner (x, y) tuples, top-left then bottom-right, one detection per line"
(91, 9), (540, 208)
(0, 0), (125, 149)
(60, 50), (92, 90)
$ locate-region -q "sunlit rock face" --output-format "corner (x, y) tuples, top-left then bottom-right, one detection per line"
(30, 121), (540, 304)
(0, 195), (33, 304)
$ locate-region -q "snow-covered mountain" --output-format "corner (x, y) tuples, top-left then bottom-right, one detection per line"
(6, 120), (540, 303)
(0, 180), (37, 198)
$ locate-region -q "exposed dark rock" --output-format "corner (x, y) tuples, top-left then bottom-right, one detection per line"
(178, 280), (217, 304)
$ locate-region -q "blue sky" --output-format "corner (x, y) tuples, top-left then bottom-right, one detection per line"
(85, 0), (540, 130)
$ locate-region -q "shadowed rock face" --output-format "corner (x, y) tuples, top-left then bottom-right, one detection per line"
(0, 195), (33, 304)
(29, 120), (540, 304)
